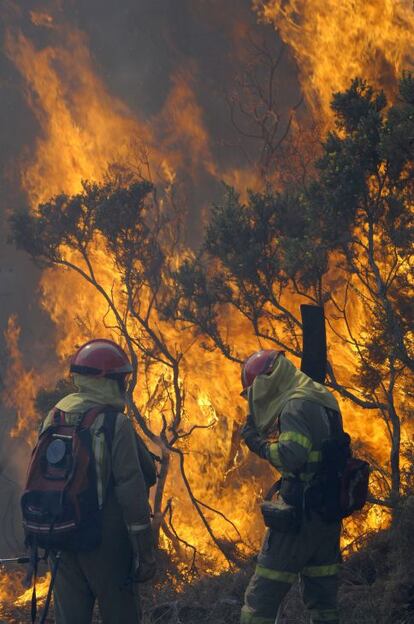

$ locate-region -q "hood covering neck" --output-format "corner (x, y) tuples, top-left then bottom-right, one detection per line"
(250, 355), (339, 434)
(56, 374), (125, 413)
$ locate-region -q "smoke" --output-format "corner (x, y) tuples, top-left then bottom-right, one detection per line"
(0, 0), (301, 554)
(0, 0), (301, 356)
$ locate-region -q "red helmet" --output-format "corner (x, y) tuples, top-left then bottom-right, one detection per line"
(241, 349), (284, 396)
(70, 339), (133, 378)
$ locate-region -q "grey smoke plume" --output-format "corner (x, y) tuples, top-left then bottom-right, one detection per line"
(0, 0), (301, 554)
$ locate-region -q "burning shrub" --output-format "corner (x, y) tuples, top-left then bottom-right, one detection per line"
(10, 177), (256, 570)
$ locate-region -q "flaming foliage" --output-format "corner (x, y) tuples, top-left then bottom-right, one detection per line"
(3, 316), (41, 443)
(255, 0), (414, 126)
(10, 177), (260, 569)
(173, 76), (414, 507)
(2, 0), (414, 579)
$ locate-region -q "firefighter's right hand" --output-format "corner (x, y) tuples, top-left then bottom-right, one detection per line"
(130, 525), (157, 583)
(133, 552), (157, 583)
(241, 416), (269, 460)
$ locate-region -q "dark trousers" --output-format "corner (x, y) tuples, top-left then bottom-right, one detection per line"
(241, 512), (341, 624)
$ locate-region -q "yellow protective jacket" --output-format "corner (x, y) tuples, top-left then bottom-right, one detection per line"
(249, 356), (341, 484)
(265, 398), (341, 484)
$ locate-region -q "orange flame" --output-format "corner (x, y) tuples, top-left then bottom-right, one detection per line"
(2, 2), (410, 576)
(255, 0), (414, 125)
(5, 26), (153, 206)
(0, 570), (50, 620)
(3, 316), (40, 443)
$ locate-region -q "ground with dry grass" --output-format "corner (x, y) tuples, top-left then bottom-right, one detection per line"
(2, 497), (413, 624)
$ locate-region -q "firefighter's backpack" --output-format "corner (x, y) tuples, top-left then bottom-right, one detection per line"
(307, 409), (370, 522)
(21, 406), (156, 552)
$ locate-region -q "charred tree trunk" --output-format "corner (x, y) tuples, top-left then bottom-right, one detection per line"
(389, 401), (401, 505)
(300, 304), (327, 383)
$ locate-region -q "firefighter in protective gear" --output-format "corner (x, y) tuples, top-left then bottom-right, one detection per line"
(240, 350), (342, 624)
(43, 339), (155, 624)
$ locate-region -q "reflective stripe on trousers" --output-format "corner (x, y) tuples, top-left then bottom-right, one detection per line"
(302, 564), (339, 577)
(244, 564), (338, 601)
(309, 607), (339, 622)
(240, 608), (276, 624)
(256, 564), (297, 584)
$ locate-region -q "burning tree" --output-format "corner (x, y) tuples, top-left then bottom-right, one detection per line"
(10, 175), (244, 568)
(170, 77), (414, 508)
(7, 73), (414, 575)
(225, 35), (305, 184)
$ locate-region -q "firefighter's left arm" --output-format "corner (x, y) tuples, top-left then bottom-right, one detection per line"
(111, 414), (152, 533)
(111, 415), (157, 584)
(267, 399), (312, 473)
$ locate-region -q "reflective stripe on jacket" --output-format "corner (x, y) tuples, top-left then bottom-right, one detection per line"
(267, 399), (341, 483)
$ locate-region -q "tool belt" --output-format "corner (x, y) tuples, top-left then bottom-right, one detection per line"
(260, 477), (303, 533)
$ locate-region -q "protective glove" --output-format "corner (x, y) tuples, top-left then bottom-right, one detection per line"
(240, 414), (270, 460)
(130, 525), (157, 583)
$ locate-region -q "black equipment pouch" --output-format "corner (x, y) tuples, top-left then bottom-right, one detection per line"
(260, 499), (300, 533)
(279, 476), (304, 508)
(261, 478), (301, 533)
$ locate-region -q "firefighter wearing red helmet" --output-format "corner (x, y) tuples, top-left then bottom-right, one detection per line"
(38, 339), (155, 624)
(70, 338), (135, 377)
(239, 350), (343, 624)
